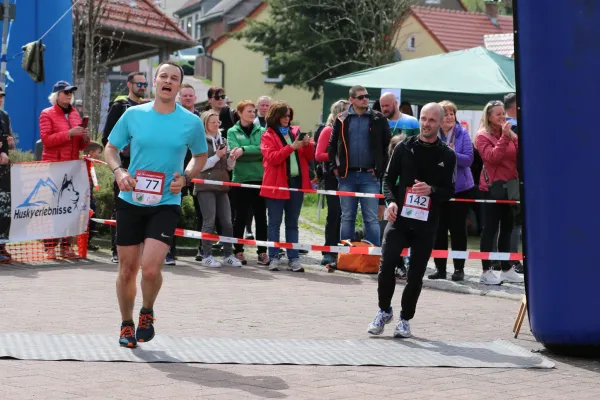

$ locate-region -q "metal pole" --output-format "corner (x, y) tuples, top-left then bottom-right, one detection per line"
(0, 0), (11, 107)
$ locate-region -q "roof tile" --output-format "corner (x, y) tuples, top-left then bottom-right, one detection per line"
(411, 6), (513, 52)
(96, 0), (195, 43)
(484, 33), (514, 57)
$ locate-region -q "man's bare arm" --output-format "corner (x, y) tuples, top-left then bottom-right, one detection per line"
(184, 153), (208, 180)
(105, 142), (136, 191)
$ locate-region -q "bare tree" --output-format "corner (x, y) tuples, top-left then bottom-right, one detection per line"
(72, 0), (124, 140)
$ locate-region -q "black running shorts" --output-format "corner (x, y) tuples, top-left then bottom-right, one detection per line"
(115, 197), (181, 246)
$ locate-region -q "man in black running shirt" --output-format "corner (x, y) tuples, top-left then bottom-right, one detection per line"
(367, 102), (456, 339)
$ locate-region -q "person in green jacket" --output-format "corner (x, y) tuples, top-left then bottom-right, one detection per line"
(228, 100), (270, 266)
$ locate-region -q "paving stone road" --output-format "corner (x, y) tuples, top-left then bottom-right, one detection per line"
(0, 250), (598, 399)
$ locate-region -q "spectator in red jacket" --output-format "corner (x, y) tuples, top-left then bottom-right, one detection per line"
(476, 100), (523, 286)
(39, 81), (88, 259)
(40, 81), (88, 162)
(261, 101), (313, 272)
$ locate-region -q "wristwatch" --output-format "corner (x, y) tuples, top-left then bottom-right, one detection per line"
(184, 173), (192, 186)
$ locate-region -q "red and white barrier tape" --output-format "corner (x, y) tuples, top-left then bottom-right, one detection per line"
(84, 157), (519, 205)
(92, 218), (523, 261)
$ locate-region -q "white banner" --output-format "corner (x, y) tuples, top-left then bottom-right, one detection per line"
(9, 160), (90, 242)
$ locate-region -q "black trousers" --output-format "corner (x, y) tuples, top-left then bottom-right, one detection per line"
(323, 174), (341, 255)
(231, 184), (267, 254)
(480, 193), (514, 271)
(378, 222), (436, 321)
(433, 188), (473, 271)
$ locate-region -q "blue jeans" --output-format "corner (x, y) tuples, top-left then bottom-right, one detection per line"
(267, 176), (304, 261)
(338, 171), (380, 246)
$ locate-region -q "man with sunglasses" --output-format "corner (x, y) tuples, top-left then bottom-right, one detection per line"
(205, 86), (238, 137)
(328, 85), (390, 246)
(102, 72), (148, 264)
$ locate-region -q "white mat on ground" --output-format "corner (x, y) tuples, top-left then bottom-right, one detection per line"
(0, 333), (554, 368)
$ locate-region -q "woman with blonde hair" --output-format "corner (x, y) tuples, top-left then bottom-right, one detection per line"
(315, 99), (349, 265)
(476, 100), (523, 285)
(193, 110), (241, 268)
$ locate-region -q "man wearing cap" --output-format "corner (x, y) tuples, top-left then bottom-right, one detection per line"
(75, 99), (84, 116)
(39, 80), (88, 258)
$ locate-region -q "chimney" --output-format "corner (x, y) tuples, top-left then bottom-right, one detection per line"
(485, 0), (500, 26)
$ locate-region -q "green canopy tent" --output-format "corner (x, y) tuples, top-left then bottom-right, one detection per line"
(322, 46), (515, 120)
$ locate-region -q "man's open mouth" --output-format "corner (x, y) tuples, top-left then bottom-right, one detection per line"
(162, 87), (172, 92)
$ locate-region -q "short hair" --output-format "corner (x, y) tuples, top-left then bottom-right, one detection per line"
(127, 72), (144, 83)
(85, 141), (103, 154)
(266, 101), (293, 129)
(154, 61), (184, 83)
(48, 91), (74, 106)
(207, 86), (224, 99)
(504, 93), (517, 109)
(201, 110), (219, 129)
(180, 83), (195, 92)
(257, 95), (272, 104)
(236, 100), (256, 115)
(438, 100), (458, 117)
(349, 85), (366, 98)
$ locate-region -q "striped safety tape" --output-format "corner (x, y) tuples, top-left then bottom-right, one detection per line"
(84, 157), (520, 205)
(92, 218), (524, 261)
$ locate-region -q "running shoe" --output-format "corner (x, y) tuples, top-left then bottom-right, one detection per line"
(202, 255), (222, 268)
(111, 252), (119, 264)
(320, 254), (334, 266)
(500, 267), (524, 283)
(164, 253), (176, 265)
(136, 311), (155, 343)
(257, 252), (270, 266)
(480, 270), (502, 285)
(287, 259), (304, 272)
(235, 252), (248, 266)
(88, 244), (100, 251)
(393, 318), (412, 338)
(367, 308), (394, 335)
(451, 269), (465, 282)
(428, 269), (447, 280)
(195, 249), (203, 262)
(269, 258), (281, 271)
(119, 323), (137, 348)
(223, 255), (242, 267)
(244, 229), (254, 240)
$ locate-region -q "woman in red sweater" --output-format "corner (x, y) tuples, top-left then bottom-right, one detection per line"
(39, 81), (89, 259)
(475, 101), (522, 285)
(315, 99), (349, 265)
(261, 101), (313, 272)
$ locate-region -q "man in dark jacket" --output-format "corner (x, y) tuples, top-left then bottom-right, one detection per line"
(328, 85), (390, 246)
(101, 71), (147, 263)
(367, 103), (456, 339)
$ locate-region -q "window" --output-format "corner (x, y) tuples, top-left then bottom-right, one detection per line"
(407, 35), (416, 51)
(195, 23), (201, 40)
(186, 17), (193, 35)
(179, 19), (185, 30)
(263, 57), (283, 83)
(195, 13), (200, 22)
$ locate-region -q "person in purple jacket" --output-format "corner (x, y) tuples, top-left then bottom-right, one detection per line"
(429, 101), (475, 282)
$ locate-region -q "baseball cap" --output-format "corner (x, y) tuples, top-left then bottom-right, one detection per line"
(75, 99), (83, 106)
(52, 80), (78, 93)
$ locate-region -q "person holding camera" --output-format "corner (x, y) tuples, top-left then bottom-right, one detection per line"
(260, 101), (314, 272)
(193, 110), (241, 268)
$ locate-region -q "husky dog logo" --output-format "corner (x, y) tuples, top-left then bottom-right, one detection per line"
(58, 174), (80, 210)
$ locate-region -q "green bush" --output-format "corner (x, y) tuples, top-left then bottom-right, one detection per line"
(8, 149), (35, 163)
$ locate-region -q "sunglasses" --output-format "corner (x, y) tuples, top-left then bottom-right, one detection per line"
(213, 95), (226, 100)
(134, 82), (148, 88)
(353, 94), (370, 100)
(283, 114), (291, 118)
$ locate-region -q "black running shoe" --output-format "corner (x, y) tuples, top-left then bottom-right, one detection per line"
(136, 311), (155, 343)
(119, 324), (137, 348)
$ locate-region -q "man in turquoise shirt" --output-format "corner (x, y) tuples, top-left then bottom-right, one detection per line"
(380, 92), (419, 136)
(105, 61), (208, 348)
